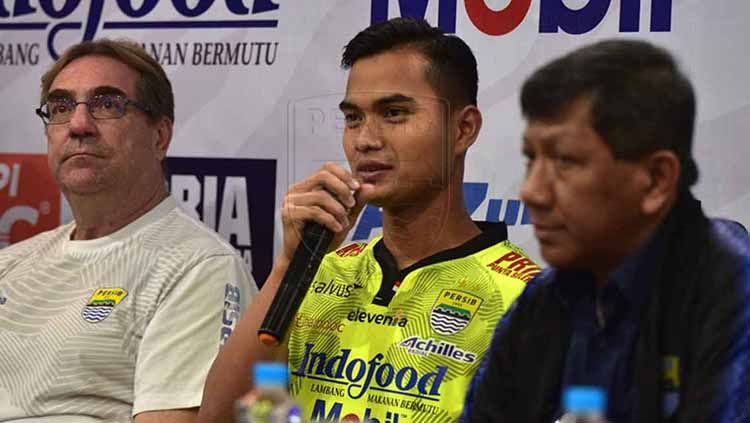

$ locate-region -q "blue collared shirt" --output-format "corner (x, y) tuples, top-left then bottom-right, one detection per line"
(461, 213), (750, 423)
(553, 231), (666, 422)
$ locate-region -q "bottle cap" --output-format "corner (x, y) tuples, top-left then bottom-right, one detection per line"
(253, 362), (288, 387)
(562, 385), (606, 414)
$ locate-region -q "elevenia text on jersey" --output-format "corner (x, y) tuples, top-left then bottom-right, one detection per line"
(346, 308), (408, 327)
(291, 343), (447, 400)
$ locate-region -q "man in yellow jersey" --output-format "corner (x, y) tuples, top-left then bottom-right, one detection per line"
(199, 18), (539, 423)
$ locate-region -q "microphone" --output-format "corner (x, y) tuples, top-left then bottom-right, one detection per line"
(258, 221), (335, 347)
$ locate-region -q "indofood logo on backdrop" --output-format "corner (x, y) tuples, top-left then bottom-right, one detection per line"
(166, 157), (276, 285)
(372, 0), (673, 35)
(0, 0), (280, 65)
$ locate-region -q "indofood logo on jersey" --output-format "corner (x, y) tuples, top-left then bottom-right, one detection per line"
(293, 343), (447, 400)
(82, 288), (128, 323)
(0, 1), (280, 64)
(166, 157), (276, 284)
(430, 289), (482, 335)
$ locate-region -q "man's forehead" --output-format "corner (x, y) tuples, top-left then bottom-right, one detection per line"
(345, 50), (435, 97)
(341, 91), (420, 107)
(50, 54), (137, 96)
(524, 98), (596, 142)
(524, 119), (572, 143)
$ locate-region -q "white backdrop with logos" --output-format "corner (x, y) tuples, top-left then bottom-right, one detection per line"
(2, 0), (749, 281)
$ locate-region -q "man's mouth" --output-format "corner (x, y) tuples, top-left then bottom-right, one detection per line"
(64, 152), (102, 162)
(355, 161), (393, 182)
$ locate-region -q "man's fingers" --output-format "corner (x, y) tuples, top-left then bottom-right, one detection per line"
(286, 191), (350, 228)
(323, 162), (360, 191)
(345, 188), (369, 228)
(283, 204), (345, 233)
(291, 164), (357, 208)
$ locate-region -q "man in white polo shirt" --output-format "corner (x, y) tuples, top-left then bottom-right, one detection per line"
(0, 39), (255, 422)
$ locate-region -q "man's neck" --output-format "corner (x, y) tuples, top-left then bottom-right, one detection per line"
(381, 188), (480, 270)
(591, 206), (673, 288)
(67, 186), (169, 240)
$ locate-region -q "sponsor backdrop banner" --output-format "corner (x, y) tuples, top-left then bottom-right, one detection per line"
(2, 1), (749, 283)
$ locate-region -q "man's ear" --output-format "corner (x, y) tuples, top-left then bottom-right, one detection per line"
(153, 117), (173, 162)
(640, 150), (681, 215)
(453, 105), (482, 157)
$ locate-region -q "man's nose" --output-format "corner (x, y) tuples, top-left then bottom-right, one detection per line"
(520, 158), (553, 210)
(352, 118), (384, 152)
(68, 103), (98, 138)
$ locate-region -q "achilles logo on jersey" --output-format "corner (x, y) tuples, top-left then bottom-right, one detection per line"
(310, 279), (363, 298)
(166, 157), (276, 284)
(82, 288), (128, 323)
(430, 289), (483, 335)
(292, 343), (447, 400)
(0, 154), (61, 249)
(399, 336), (478, 364)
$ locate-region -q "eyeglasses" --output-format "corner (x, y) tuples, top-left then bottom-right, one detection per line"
(35, 94), (150, 125)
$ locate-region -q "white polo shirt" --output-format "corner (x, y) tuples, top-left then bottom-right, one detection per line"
(0, 197), (256, 422)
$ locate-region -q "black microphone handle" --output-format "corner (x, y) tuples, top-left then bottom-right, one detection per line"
(258, 222), (335, 346)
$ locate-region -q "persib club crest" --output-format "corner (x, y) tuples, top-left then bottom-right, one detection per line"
(82, 288), (128, 323)
(430, 289), (483, 335)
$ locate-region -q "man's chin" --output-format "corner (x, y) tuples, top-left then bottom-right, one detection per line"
(357, 183), (387, 207)
(58, 174), (108, 196)
(539, 243), (578, 270)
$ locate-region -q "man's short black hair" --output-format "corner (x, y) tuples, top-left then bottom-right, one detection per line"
(521, 39), (698, 187)
(342, 17), (478, 110)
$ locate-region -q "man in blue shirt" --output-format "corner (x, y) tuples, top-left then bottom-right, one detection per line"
(462, 40), (750, 422)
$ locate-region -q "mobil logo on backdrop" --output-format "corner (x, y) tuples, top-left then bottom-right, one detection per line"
(166, 157), (276, 284)
(0, 154), (61, 248)
(372, 0), (672, 35)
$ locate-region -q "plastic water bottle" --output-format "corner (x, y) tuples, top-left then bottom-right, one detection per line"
(235, 362), (302, 423)
(556, 386), (608, 423)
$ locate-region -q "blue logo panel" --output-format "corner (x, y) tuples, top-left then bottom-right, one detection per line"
(165, 157), (276, 285)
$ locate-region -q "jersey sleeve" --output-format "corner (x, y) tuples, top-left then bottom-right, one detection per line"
(132, 253), (256, 415)
(678, 257), (750, 423)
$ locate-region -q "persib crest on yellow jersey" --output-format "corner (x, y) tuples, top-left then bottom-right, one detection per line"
(430, 288), (483, 335)
(82, 288), (128, 323)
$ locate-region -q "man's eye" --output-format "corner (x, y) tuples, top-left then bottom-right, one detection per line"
(384, 108), (406, 119)
(344, 113), (362, 125)
(93, 95), (116, 110)
(523, 153), (534, 166)
(554, 154), (577, 169)
(50, 102), (70, 115)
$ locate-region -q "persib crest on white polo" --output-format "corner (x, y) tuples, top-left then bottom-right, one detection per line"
(82, 288), (128, 324)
